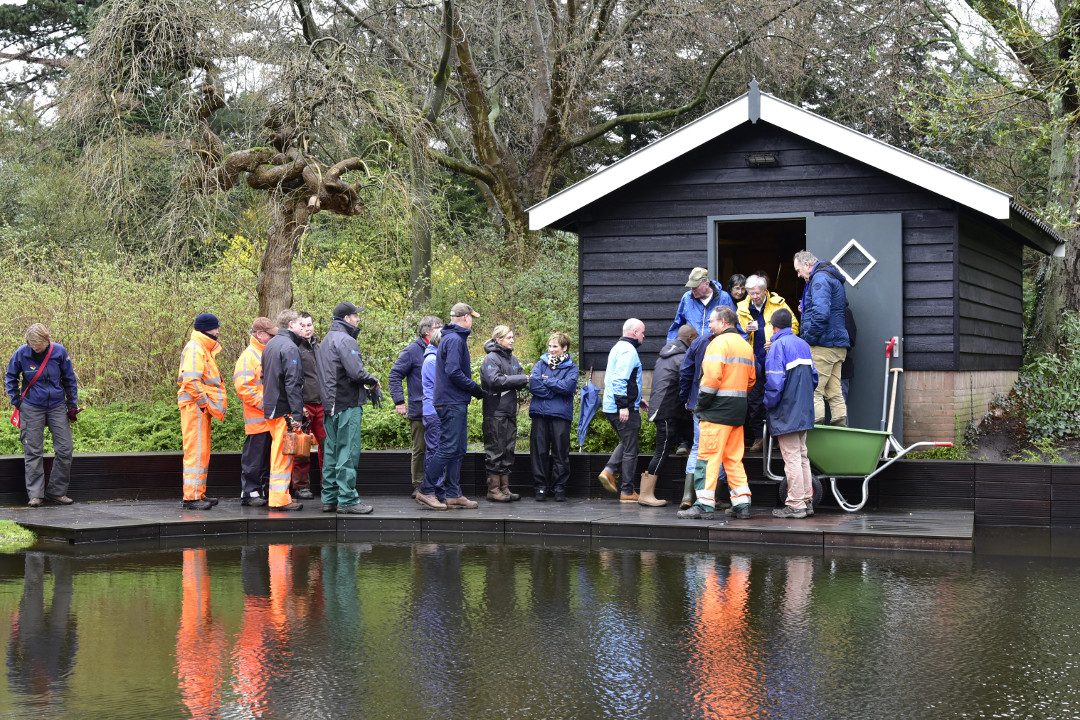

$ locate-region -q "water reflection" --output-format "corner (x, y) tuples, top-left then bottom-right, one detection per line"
(1, 542), (1079, 719)
(6, 553), (77, 706)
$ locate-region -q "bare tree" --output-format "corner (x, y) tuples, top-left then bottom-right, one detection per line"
(323, 0), (805, 258)
(61, 0), (418, 318)
(918, 0), (1079, 355)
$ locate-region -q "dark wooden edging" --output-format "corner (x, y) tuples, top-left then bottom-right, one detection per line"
(2, 452), (1076, 527)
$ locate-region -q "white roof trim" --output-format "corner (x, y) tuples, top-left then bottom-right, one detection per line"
(528, 91), (1012, 230)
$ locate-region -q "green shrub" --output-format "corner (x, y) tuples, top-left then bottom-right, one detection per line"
(1009, 311), (1080, 440)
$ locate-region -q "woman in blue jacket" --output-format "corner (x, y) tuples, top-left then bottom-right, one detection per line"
(420, 330), (445, 502)
(5, 323), (79, 507)
(528, 332), (579, 501)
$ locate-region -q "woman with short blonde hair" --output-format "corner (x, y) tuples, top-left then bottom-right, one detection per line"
(5, 324), (79, 507)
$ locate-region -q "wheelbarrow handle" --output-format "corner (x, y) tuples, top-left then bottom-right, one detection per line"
(934, 442), (954, 447)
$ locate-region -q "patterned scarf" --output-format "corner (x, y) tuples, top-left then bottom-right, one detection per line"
(548, 352), (570, 369)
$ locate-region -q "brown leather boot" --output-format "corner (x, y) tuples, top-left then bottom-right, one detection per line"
(637, 471), (667, 507)
(500, 474), (520, 501)
(486, 475), (509, 502)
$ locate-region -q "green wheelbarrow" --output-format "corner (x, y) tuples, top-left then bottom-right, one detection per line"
(764, 425), (953, 512)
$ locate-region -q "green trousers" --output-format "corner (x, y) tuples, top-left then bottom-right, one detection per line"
(322, 406), (363, 507)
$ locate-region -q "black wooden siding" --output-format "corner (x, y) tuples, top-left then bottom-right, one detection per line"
(569, 121), (961, 371)
(957, 213), (1024, 371)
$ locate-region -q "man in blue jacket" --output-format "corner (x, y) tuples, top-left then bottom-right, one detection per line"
(667, 267), (738, 342)
(763, 309), (818, 518)
(416, 303), (484, 510)
(598, 318), (647, 501)
(388, 315), (443, 498)
(794, 250), (850, 426)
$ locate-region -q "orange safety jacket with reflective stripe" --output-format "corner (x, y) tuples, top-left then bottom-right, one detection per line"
(696, 328), (755, 426)
(177, 330), (227, 421)
(233, 339), (268, 434)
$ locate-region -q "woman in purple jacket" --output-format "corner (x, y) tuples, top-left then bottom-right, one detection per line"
(5, 323), (79, 507)
(528, 333), (579, 501)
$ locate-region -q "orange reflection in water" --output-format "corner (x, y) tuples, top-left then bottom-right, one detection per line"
(176, 549), (227, 720)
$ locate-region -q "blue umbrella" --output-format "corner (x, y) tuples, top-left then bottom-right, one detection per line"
(577, 372), (601, 450)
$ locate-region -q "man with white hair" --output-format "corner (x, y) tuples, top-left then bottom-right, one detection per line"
(598, 318), (649, 502)
(736, 274), (798, 451)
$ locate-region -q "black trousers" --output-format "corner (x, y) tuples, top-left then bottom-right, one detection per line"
(604, 410), (641, 494)
(648, 413), (693, 475)
(483, 416), (517, 474)
(530, 416), (571, 492)
(240, 431), (271, 498)
(745, 370), (767, 440)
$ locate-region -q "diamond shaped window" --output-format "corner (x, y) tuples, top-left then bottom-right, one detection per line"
(831, 238), (877, 285)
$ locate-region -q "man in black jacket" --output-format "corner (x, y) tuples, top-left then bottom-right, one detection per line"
(289, 312), (322, 501)
(640, 324), (697, 506)
(317, 302), (380, 515)
(261, 309), (306, 511)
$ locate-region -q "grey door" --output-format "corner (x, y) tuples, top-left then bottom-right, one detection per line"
(807, 213), (903, 441)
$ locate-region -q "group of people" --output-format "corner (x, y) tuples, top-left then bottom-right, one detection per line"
(600, 250), (852, 520)
(6, 250), (851, 520)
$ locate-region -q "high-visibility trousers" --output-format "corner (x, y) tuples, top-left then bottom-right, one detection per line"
(694, 421), (751, 509)
(180, 403), (211, 501)
(267, 416), (294, 508)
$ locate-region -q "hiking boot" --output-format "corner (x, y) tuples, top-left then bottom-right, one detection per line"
(182, 499), (213, 511)
(410, 488), (419, 499)
(45, 494), (75, 505)
(27, 497), (43, 508)
(619, 492), (640, 503)
(772, 505), (807, 519)
(486, 475), (509, 502)
(338, 502), (374, 515)
(202, 497), (219, 507)
(553, 488), (567, 502)
(677, 505), (705, 519)
(724, 504), (751, 519)
(804, 501), (814, 517)
(675, 442), (690, 457)
(296, 489), (314, 500)
(321, 503), (338, 512)
(748, 438), (763, 453)
(500, 474), (520, 501)
(598, 468), (618, 494)
(534, 488), (547, 502)
(241, 497), (268, 507)
(680, 473), (696, 510)
(270, 502), (303, 512)
(445, 495), (478, 509)
(416, 492), (447, 511)
(638, 471), (667, 507)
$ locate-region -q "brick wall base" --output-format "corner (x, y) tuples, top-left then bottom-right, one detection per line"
(903, 370), (1017, 444)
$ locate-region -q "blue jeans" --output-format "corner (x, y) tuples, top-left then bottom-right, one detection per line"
(421, 404), (467, 498)
(422, 413), (445, 501)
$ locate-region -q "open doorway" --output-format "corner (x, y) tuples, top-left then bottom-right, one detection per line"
(713, 218), (806, 304)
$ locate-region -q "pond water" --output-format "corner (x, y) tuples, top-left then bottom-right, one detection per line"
(0, 539), (1078, 720)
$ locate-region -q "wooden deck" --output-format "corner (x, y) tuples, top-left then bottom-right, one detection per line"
(0, 496), (974, 553)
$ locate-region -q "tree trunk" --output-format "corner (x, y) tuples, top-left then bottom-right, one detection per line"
(257, 197), (309, 319)
(1026, 117), (1080, 358)
(409, 143), (432, 309)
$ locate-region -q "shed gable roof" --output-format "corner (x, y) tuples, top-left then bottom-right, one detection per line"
(528, 88), (1062, 254)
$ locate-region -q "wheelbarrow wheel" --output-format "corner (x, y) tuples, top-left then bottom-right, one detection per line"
(777, 476), (823, 508)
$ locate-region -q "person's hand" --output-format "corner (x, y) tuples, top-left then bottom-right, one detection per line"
(764, 340), (772, 351)
(67, 407), (80, 423)
(302, 406), (311, 419)
(287, 415), (301, 432)
(747, 320), (759, 333)
(639, 399), (649, 412)
(618, 408), (629, 423)
(394, 403), (408, 416)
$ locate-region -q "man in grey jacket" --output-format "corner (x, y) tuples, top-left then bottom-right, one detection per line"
(316, 302), (380, 515)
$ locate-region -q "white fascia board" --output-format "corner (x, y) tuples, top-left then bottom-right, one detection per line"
(759, 95), (1012, 219)
(527, 95), (750, 230)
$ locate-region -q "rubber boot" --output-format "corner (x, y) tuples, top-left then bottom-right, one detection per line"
(500, 474), (520, 501)
(486, 475), (509, 502)
(637, 471), (667, 507)
(680, 473), (696, 510)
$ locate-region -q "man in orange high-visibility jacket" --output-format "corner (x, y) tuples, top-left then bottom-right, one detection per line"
(177, 313), (227, 510)
(233, 317), (277, 507)
(678, 306), (756, 520)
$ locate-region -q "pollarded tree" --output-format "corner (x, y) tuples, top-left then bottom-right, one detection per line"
(62, 0), (420, 318)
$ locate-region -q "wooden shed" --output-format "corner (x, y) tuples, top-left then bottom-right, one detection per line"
(528, 83), (1064, 443)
